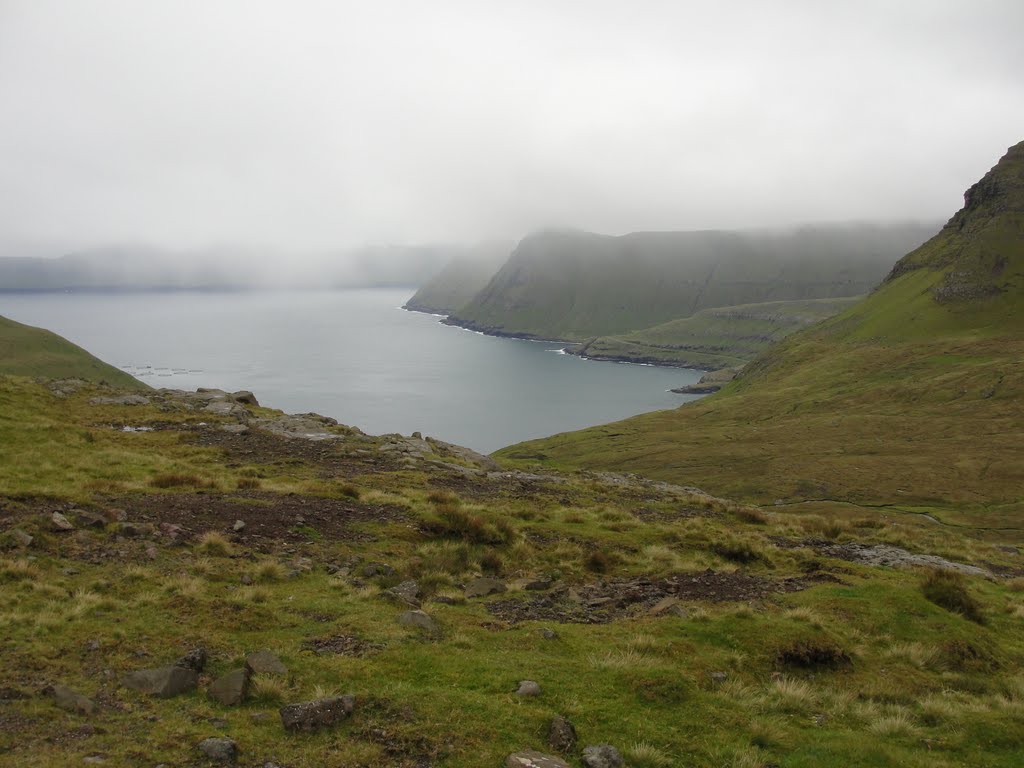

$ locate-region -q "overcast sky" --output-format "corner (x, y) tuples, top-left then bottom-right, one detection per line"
(1, 0), (1022, 255)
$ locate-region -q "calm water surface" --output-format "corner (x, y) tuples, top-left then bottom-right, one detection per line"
(0, 290), (702, 452)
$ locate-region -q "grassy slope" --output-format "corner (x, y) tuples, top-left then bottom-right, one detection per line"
(572, 296), (860, 370)
(448, 224), (935, 341)
(2, 375), (1023, 768)
(403, 246), (510, 315)
(0, 314), (146, 390)
(498, 141), (1024, 531)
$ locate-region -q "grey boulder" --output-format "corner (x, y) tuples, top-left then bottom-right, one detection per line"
(197, 737), (237, 762)
(516, 680), (542, 697)
(397, 609), (441, 635)
(548, 715), (577, 753)
(47, 684), (95, 716)
(208, 669), (249, 706)
(465, 577), (507, 598)
(246, 649), (287, 676)
(121, 665), (198, 698)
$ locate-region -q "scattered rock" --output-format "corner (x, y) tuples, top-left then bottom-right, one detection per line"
(541, 629), (559, 640)
(524, 578), (554, 591)
(51, 512), (75, 531)
(46, 684), (96, 716)
(548, 715), (577, 753)
(89, 395), (151, 406)
(710, 671), (728, 686)
(465, 577), (507, 599)
(246, 650), (287, 676)
(8, 528), (33, 547)
(505, 751), (570, 768)
(516, 680), (542, 697)
(233, 519), (246, 532)
(208, 669), (249, 706)
(385, 579), (422, 606)
(197, 737), (237, 762)
(121, 665), (198, 698)
(397, 610), (441, 635)
(279, 695), (355, 732)
(581, 745), (624, 768)
(362, 562), (396, 578)
(77, 511), (108, 529)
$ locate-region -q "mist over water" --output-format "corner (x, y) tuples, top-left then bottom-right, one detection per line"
(0, 290), (699, 452)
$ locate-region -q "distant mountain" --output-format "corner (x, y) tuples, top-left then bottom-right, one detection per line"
(0, 244), (454, 292)
(402, 242), (512, 314)
(569, 296), (860, 370)
(0, 314), (146, 388)
(499, 141), (1024, 525)
(445, 223), (938, 341)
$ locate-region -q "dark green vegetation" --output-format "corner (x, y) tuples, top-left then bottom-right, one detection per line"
(499, 142), (1024, 533)
(0, 314), (145, 390)
(570, 297), (860, 370)
(403, 243), (510, 315)
(2, 375), (1024, 767)
(446, 223), (935, 341)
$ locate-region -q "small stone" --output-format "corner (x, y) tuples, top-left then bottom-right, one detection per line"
(524, 578), (553, 591)
(208, 669), (249, 706)
(465, 577), (507, 599)
(710, 671), (728, 686)
(385, 579), (422, 607)
(9, 529), (33, 547)
(245, 650), (287, 676)
(279, 695), (355, 732)
(51, 512), (75, 531)
(505, 751), (570, 768)
(516, 680), (542, 697)
(233, 520), (246, 532)
(548, 715), (577, 753)
(397, 610), (441, 635)
(144, 545), (158, 560)
(541, 629), (559, 640)
(47, 684), (96, 716)
(197, 737), (237, 762)
(241, 574), (253, 585)
(581, 745), (624, 768)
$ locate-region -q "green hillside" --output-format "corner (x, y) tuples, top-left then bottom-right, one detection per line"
(404, 243), (510, 315)
(498, 141), (1024, 530)
(0, 314), (146, 389)
(570, 296), (860, 370)
(446, 223), (935, 341)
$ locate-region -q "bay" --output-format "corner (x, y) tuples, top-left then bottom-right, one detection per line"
(0, 289), (702, 453)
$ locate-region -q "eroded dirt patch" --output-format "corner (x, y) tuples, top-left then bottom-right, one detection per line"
(303, 633), (384, 657)
(111, 491), (408, 548)
(486, 570), (838, 624)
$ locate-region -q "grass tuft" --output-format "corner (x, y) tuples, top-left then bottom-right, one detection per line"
(921, 568), (985, 623)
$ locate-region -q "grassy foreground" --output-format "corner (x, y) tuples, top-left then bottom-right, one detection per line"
(2, 375), (1023, 767)
(569, 297), (859, 370)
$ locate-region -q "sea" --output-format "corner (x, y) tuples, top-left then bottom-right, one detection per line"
(0, 289), (703, 453)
